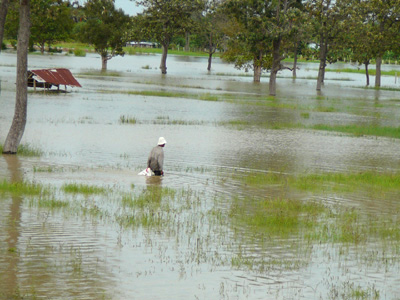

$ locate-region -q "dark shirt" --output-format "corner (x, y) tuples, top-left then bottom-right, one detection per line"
(147, 145), (164, 172)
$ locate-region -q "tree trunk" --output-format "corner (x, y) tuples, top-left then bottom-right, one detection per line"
(160, 44), (168, 74)
(254, 65), (261, 83)
(3, 0), (30, 154)
(207, 33), (213, 71)
(316, 39), (327, 91)
(375, 56), (382, 88)
(269, 39), (281, 96)
(365, 61), (370, 86)
(185, 31), (190, 52)
(0, 0), (10, 51)
(207, 52), (213, 71)
(253, 51), (262, 83)
(101, 54), (108, 71)
(292, 41), (299, 78)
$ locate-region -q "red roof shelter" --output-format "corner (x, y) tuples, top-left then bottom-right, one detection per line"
(28, 68), (82, 91)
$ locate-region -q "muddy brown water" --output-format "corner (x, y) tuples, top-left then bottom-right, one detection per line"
(1, 52), (400, 299)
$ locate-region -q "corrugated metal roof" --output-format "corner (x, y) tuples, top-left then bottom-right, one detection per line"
(30, 68), (82, 87)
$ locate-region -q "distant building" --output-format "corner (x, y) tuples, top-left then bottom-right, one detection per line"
(126, 41), (159, 48)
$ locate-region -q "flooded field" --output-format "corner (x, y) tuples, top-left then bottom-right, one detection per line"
(1, 51), (400, 299)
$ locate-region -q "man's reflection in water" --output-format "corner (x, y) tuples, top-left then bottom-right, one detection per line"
(145, 176), (163, 204)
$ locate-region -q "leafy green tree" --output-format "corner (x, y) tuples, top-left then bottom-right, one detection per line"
(342, 0), (375, 86)
(0, 0), (11, 51)
(267, 0), (304, 96)
(223, 0), (272, 83)
(3, 0), (20, 42)
(132, 0), (205, 74)
(305, 0), (344, 91)
(4, 0), (74, 53)
(79, 0), (130, 71)
(363, 0), (400, 87)
(223, 0), (304, 95)
(194, 0), (227, 71)
(30, 0), (74, 53)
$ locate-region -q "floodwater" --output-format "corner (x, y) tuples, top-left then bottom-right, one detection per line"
(1, 51), (400, 299)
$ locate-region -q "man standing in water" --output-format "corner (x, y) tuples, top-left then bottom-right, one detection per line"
(147, 137), (166, 176)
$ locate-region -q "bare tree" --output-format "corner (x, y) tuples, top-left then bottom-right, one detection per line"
(2, 0), (31, 154)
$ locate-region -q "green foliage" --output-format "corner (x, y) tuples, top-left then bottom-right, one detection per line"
(78, 0), (131, 69)
(221, 0), (307, 80)
(5, 0), (74, 52)
(31, 0), (74, 52)
(74, 48), (86, 57)
(133, 0), (204, 44)
(131, 0), (204, 73)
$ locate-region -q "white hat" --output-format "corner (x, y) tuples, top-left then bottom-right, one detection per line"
(158, 137), (167, 145)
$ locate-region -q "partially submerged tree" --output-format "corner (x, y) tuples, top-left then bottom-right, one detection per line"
(195, 0), (226, 71)
(343, 0), (375, 86)
(223, 0), (273, 83)
(79, 0), (130, 71)
(223, 0), (304, 95)
(133, 0), (204, 74)
(306, 0), (343, 91)
(267, 0), (304, 96)
(3, 0), (30, 154)
(365, 0), (400, 88)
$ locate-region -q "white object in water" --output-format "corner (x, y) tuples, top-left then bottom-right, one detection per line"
(138, 168), (153, 176)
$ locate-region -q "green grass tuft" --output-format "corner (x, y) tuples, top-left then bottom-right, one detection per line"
(119, 115), (137, 124)
(0, 143), (43, 156)
(61, 183), (107, 195)
(0, 179), (45, 196)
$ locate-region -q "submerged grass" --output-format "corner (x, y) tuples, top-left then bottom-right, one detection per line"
(229, 170), (400, 250)
(221, 120), (400, 140)
(237, 171), (400, 193)
(311, 124), (400, 139)
(119, 115), (137, 124)
(79, 70), (122, 77)
(29, 196), (69, 210)
(61, 183), (108, 195)
(230, 196), (324, 237)
(0, 179), (46, 196)
(0, 143), (43, 156)
(228, 193), (400, 251)
(326, 67), (400, 77)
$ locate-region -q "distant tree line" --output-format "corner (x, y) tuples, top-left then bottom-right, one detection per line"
(0, 0), (400, 91)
